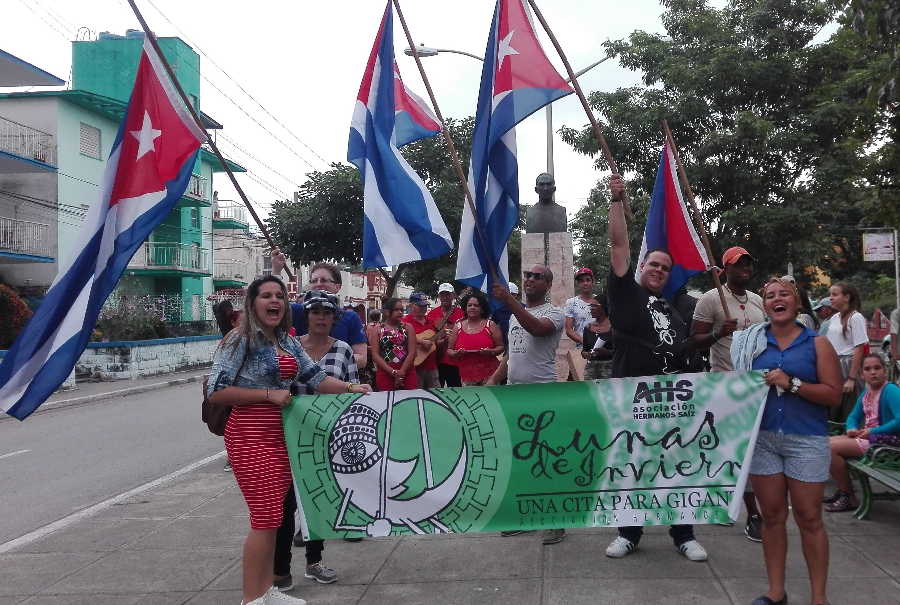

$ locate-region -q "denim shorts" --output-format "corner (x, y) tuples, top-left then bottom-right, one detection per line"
(749, 430), (830, 483)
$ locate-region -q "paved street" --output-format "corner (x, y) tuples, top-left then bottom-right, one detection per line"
(2, 379), (899, 604)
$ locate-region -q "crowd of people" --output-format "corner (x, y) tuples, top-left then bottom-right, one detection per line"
(205, 175), (899, 605)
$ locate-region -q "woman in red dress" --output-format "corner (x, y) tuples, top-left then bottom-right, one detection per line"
(371, 297), (418, 391)
(448, 291), (504, 386)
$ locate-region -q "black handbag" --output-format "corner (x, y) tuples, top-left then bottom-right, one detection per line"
(201, 342), (248, 436)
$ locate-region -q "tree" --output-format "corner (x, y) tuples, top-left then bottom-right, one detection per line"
(560, 0), (895, 286)
(267, 117), (522, 296)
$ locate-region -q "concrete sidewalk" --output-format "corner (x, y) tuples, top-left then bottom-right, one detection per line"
(2, 454), (899, 604)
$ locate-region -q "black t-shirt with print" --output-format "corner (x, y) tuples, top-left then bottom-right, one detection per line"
(607, 266), (689, 378)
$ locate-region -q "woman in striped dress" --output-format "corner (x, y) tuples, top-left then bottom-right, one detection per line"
(207, 276), (371, 605)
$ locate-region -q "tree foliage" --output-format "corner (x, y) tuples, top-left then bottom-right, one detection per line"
(267, 117), (522, 295)
(561, 0), (897, 288)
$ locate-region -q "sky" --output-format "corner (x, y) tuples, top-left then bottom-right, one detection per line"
(2, 0), (670, 228)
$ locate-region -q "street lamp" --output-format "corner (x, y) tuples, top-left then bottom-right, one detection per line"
(403, 44), (611, 176)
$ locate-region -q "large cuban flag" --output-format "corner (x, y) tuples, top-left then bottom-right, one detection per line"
(455, 0), (573, 291)
(348, 2), (452, 269)
(0, 39), (204, 420)
(636, 139), (711, 299)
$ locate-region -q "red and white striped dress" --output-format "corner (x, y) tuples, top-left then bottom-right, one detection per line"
(224, 355), (297, 530)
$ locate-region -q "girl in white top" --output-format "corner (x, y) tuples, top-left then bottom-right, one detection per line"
(826, 282), (867, 399)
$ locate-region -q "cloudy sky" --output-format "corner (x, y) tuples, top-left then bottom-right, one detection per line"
(3, 0), (670, 225)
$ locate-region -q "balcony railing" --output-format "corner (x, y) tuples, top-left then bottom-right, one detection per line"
(130, 241), (209, 274)
(185, 173), (208, 201)
(213, 204), (248, 225)
(0, 216), (52, 258)
(0, 115), (56, 166)
(214, 261), (250, 282)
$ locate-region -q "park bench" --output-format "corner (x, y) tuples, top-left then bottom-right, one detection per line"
(847, 445), (900, 520)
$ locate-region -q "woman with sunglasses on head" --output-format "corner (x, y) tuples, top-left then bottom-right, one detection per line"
(371, 297), (418, 391)
(448, 290), (504, 386)
(732, 277), (842, 605)
(206, 276), (371, 605)
(824, 353), (900, 512)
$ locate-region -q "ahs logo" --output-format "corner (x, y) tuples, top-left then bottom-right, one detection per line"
(633, 379), (694, 404)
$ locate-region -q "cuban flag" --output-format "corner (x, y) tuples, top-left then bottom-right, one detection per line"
(636, 139), (711, 299)
(348, 2), (452, 269)
(0, 39), (204, 420)
(455, 0), (573, 291)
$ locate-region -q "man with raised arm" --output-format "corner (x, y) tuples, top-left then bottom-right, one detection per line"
(603, 174), (729, 562)
(488, 264), (565, 545)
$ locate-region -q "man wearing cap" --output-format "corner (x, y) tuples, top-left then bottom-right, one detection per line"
(691, 246), (763, 541)
(813, 297), (836, 336)
(565, 268), (597, 348)
(488, 264), (566, 545)
(427, 283), (466, 387)
(404, 292), (441, 388)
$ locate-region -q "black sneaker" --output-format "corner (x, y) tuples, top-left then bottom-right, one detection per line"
(500, 530), (533, 537)
(273, 574), (293, 592)
(822, 491), (841, 504)
(744, 514), (762, 542)
(304, 562), (337, 584)
(751, 593), (787, 605)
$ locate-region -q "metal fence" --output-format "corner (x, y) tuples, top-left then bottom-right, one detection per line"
(0, 216), (52, 258)
(0, 115), (56, 166)
(214, 260), (250, 281)
(130, 241), (210, 273)
(213, 204), (248, 224)
(185, 173), (208, 201)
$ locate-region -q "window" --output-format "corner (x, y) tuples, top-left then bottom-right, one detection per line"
(190, 208), (199, 228)
(79, 123), (101, 159)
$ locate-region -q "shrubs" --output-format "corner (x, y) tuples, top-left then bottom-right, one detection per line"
(0, 284), (33, 349)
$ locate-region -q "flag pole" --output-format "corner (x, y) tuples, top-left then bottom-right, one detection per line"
(661, 120), (730, 319)
(525, 0), (632, 220)
(391, 0), (500, 285)
(124, 0), (294, 281)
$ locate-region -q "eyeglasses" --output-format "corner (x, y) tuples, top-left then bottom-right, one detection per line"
(523, 271), (545, 280)
(309, 278), (337, 285)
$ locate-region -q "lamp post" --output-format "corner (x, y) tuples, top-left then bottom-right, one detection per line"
(404, 44), (611, 176)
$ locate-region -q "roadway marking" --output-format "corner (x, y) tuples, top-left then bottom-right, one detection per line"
(0, 449), (30, 461)
(0, 449), (226, 554)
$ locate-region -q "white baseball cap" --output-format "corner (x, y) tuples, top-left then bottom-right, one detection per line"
(508, 283), (519, 295)
(437, 282), (454, 294)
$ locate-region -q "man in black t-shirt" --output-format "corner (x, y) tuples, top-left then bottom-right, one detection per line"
(603, 174), (728, 563)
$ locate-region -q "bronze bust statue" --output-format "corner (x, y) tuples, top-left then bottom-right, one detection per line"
(525, 173), (567, 234)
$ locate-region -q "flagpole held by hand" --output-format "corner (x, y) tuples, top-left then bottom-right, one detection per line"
(391, 0), (500, 285)
(661, 120), (731, 320)
(124, 0), (294, 281)
(525, 0), (633, 221)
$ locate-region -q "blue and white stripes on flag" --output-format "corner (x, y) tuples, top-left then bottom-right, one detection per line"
(348, 2), (452, 269)
(455, 0), (573, 292)
(0, 39), (204, 419)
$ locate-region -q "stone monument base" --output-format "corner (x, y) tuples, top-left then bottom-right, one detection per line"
(521, 231), (576, 382)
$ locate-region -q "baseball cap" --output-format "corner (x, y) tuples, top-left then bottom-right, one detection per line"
(779, 274), (796, 284)
(437, 282), (454, 294)
(409, 292), (429, 306)
(575, 267), (594, 278)
(302, 289), (339, 311)
(508, 283), (519, 295)
(721, 246), (754, 266)
(813, 297), (833, 311)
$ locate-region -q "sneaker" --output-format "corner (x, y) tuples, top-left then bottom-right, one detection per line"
(822, 491), (841, 504)
(751, 593), (787, 605)
(605, 536), (637, 558)
(500, 530), (533, 537)
(824, 491), (857, 513)
(304, 561), (337, 584)
(542, 528), (566, 545)
(242, 596), (266, 605)
(223, 460), (232, 472)
(273, 574), (293, 592)
(677, 539), (708, 561)
(264, 587), (306, 604)
(744, 514), (763, 543)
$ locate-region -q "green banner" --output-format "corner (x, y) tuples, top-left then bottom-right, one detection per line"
(284, 371), (767, 540)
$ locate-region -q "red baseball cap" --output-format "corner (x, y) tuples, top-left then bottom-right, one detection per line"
(575, 267), (594, 278)
(721, 246), (754, 266)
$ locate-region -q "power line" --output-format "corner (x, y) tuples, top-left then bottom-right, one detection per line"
(217, 133), (302, 188)
(15, 0), (71, 41)
(31, 0), (77, 37)
(143, 0), (330, 167)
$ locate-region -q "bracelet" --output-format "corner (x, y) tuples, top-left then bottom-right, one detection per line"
(346, 382), (354, 393)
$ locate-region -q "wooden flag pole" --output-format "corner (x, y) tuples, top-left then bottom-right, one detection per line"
(125, 0), (294, 281)
(392, 0), (500, 285)
(525, 0), (632, 220)
(661, 120), (730, 319)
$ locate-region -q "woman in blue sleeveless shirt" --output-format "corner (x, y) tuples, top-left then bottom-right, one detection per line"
(747, 278), (842, 605)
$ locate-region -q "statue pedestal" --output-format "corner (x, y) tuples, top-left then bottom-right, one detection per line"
(521, 232), (576, 381)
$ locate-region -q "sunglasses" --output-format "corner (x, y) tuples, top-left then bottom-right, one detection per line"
(523, 271), (546, 280)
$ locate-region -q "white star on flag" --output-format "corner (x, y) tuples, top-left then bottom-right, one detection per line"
(130, 111), (162, 160)
(497, 30), (519, 70)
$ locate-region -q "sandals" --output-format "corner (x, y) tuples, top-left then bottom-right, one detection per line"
(751, 594), (787, 605)
(824, 491), (858, 512)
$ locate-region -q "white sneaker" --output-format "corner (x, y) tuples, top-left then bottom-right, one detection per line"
(605, 536), (637, 558)
(264, 586), (307, 604)
(242, 596), (266, 605)
(677, 539), (708, 561)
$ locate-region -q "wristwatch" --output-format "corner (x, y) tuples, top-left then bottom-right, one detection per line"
(789, 376), (802, 394)
(289, 381), (301, 396)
